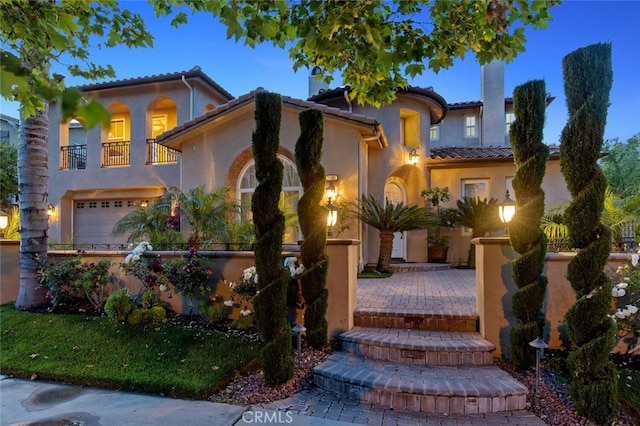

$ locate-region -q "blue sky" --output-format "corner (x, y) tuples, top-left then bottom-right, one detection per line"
(2, 0), (638, 144)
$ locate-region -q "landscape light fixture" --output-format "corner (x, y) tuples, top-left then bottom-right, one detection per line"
(409, 149), (419, 165)
(529, 337), (548, 395)
(498, 190), (516, 224)
(140, 200), (149, 208)
(292, 323), (307, 364)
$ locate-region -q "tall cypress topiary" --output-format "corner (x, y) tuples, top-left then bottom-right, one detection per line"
(508, 79), (549, 368)
(251, 91), (293, 386)
(295, 109), (329, 349)
(560, 43), (618, 423)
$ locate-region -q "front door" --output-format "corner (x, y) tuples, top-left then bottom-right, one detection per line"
(384, 181), (406, 260)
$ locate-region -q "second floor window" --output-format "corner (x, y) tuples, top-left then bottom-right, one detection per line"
(506, 112), (515, 135)
(109, 119), (125, 141)
(464, 116), (477, 138)
(430, 125), (440, 141)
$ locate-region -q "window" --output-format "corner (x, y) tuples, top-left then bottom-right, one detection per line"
(238, 155), (302, 242)
(400, 108), (420, 148)
(0, 130), (9, 144)
(461, 178), (489, 234)
(108, 119), (125, 141)
(505, 112), (515, 134)
(462, 178), (489, 200)
(464, 115), (477, 138)
(430, 125), (440, 141)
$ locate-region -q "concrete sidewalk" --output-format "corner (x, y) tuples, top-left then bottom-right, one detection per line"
(0, 375), (349, 426)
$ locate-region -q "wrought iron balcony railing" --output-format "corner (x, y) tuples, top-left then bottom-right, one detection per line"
(101, 141), (130, 167)
(146, 139), (178, 164)
(60, 145), (87, 170)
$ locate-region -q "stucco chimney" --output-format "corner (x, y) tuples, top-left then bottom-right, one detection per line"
(308, 66), (329, 98)
(480, 60), (506, 146)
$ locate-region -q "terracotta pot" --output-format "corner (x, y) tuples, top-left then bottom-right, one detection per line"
(428, 245), (449, 263)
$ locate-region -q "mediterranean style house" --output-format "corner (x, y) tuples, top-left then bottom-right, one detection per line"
(46, 62), (571, 268)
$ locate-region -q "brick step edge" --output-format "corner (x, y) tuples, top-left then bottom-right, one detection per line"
(340, 328), (495, 366)
(313, 356), (528, 414)
(353, 311), (479, 332)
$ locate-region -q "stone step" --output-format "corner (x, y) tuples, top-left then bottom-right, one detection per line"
(388, 262), (452, 272)
(340, 327), (495, 366)
(313, 352), (528, 414)
(353, 309), (478, 332)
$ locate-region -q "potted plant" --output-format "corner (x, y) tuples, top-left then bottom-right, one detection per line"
(421, 187), (454, 263)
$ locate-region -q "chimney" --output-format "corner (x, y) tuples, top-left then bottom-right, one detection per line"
(480, 61), (506, 146)
(308, 66), (329, 98)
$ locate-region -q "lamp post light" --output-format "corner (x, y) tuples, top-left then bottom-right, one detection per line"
(0, 209), (8, 238)
(529, 337), (548, 395)
(498, 190), (516, 233)
(292, 323), (307, 364)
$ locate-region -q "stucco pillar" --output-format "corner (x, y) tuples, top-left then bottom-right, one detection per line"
(325, 239), (360, 341)
(0, 240), (20, 304)
(473, 236), (518, 359)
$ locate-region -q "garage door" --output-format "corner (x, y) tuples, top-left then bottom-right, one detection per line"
(73, 200), (138, 245)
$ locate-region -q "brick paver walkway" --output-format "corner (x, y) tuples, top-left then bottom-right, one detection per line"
(255, 267), (546, 425)
(357, 268), (477, 316)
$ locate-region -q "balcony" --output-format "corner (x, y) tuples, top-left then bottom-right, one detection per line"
(101, 141), (130, 167)
(146, 139), (178, 165)
(60, 145), (87, 170)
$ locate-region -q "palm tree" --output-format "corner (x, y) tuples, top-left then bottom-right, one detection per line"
(456, 197), (502, 268)
(350, 195), (436, 273)
(15, 109), (50, 309)
(177, 186), (238, 249)
(542, 188), (639, 252)
(111, 193), (184, 248)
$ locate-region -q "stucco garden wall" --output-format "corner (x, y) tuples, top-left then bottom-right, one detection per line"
(0, 239), (359, 342)
(474, 237), (629, 359)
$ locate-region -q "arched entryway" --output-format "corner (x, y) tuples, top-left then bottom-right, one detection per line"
(384, 180), (407, 260)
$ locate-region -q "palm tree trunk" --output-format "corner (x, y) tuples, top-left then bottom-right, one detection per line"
(376, 230), (395, 272)
(15, 106), (49, 309)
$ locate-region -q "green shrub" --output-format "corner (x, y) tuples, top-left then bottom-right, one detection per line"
(39, 256), (114, 312)
(105, 289), (135, 322)
(198, 297), (231, 324)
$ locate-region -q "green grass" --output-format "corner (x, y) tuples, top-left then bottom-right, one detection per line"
(357, 270), (394, 279)
(0, 304), (262, 399)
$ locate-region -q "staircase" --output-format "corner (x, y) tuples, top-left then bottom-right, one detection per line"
(313, 289), (528, 415)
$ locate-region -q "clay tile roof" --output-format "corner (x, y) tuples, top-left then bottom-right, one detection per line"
(157, 88), (386, 149)
(429, 145), (561, 162)
(77, 66), (234, 100)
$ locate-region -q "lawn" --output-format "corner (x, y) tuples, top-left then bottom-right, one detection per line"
(0, 304), (263, 400)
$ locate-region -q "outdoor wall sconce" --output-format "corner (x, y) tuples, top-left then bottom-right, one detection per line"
(325, 174), (339, 233)
(408, 149), (419, 165)
(498, 190), (516, 224)
(327, 203), (338, 228)
(0, 209), (8, 231)
(326, 182), (336, 202)
(47, 204), (55, 217)
(139, 200), (149, 208)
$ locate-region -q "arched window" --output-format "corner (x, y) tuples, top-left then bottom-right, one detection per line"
(237, 155), (302, 242)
